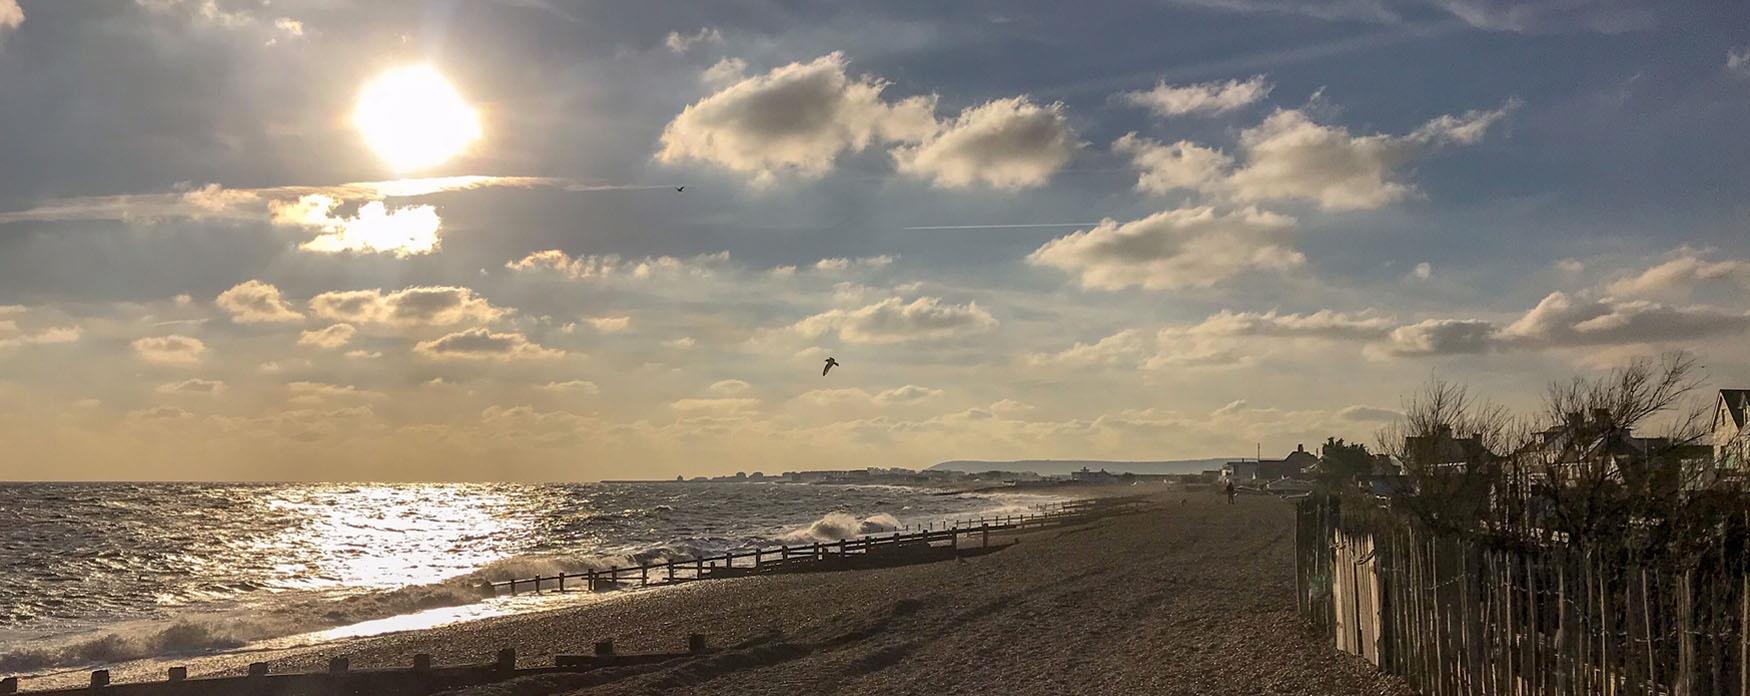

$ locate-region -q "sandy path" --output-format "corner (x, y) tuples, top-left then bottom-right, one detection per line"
(230, 493), (1412, 695)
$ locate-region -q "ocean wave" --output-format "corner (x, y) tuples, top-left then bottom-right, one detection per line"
(780, 512), (902, 543)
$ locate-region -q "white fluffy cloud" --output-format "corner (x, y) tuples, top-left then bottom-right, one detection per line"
(1027, 206), (1302, 290)
(132, 335), (207, 366)
(309, 286), (505, 327)
(156, 378), (224, 395)
(1604, 249), (1747, 299)
(790, 296), (997, 344)
(0, 0), (23, 32)
(894, 97), (1078, 189)
(793, 385), (942, 407)
(506, 250), (731, 280)
(708, 379), (752, 395)
(538, 380), (600, 394)
(657, 53), (938, 183)
(270, 195), (442, 257)
(1119, 103), (1514, 210)
(1121, 75), (1272, 117)
(414, 329), (564, 361)
(1730, 47), (1750, 76)
(297, 323), (357, 349)
(216, 280), (303, 324)
(0, 322), (79, 350)
(665, 27), (722, 53)
(1380, 293), (1750, 356)
(585, 316), (632, 332)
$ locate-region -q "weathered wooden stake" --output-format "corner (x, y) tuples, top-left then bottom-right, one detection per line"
(0, 676), (15, 694)
(688, 633), (707, 654)
(89, 670), (109, 688)
(167, 667), (187, 682)
(594, 639), (615, 656)
(328, 657), (349, 673)
(248, 663), (269, 678)
(496, 648), (516, 672)
(413, 654), (432, 671)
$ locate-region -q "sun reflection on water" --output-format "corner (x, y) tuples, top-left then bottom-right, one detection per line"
(259, 485), (529, 591)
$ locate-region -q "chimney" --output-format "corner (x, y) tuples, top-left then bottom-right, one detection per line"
(1296, 443), (1305, 453)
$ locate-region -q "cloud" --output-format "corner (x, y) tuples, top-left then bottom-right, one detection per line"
(309, 286), (505, 327)
(794, 385), (942, 407)
(297, 323), (357, 349)
(1188, 309), (1397, 340)
(1380, 293), (1750, 356)
(701, 58), (747, 87)
(216, 280), (303, 324)
(1113, 135), (1234, 196)
(1412, 262), (1433, 280)
(1604, 249), (1747, 299)
(286, 381), (385, 405)
(1383, 318), (1500, 356)
(414, 328), (564, 361)
(1167, 0), (1653, 34)
(271, 195), (442, 257)
(506, 249), (732, 280)
(1339, 405), (1402, 421)
(132, 335), (207, 365)
(656, 53), (938, 183)
(664, 337), (697, 349)
(538, 380), (600, 394)
(1027, 206), (1302, 290)
(790, 296), (997, 344)
(1026, 329), (1152, 368)
(1730, 47), (1750, 77)
(0, 0), (22, 33)
(1118, 103), (1514, 210)
(872, 385), (942, 405)
(708, 379), (752, 395)
(0, 324), (80, 349)
(585, 316), (632, 332)
(665, 27), (723, 53)
(670, 398), (761, 414)
(155, 378), (225, 395)
(814, 255), (896, 272)
(1121, 75), (1272, 117)
(894, 97), (1079, 189)
(988, 399), (1035, 416)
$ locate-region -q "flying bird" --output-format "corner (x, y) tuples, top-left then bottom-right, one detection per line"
(675, 186), (686, 192)
(822, 357), (839, 376)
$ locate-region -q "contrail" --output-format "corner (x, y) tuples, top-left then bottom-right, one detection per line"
(903, 222), (1102, 230)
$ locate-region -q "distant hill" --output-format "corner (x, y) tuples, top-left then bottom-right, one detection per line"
(929, 458), (1237, 476)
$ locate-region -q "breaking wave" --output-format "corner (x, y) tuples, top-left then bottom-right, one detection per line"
(781, 512), (903, 543)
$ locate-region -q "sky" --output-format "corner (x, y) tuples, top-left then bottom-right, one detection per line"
(0, 0), (1747, 481)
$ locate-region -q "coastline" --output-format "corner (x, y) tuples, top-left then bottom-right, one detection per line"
(16, 491), (1409, 695)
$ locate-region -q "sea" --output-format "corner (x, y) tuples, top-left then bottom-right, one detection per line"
(0, 481), (1060, 674)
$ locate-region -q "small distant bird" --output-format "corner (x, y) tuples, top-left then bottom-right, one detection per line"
(675, 186), (686, 192)
(822, 357), (839, 376)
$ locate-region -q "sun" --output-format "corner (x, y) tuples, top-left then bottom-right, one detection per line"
(354, 65), (481, 172)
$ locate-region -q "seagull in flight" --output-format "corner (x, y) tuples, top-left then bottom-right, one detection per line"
(822, 357), (839, 376)
(675, 186), (686, 192)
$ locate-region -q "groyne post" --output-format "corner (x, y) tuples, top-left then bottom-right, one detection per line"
(413, 654), (432, 671)
(166, 667), (186, 682)
(688, 633), (707, 654)
(328, 657), (349, 673)
(248, 663), (268, 678)
(594, 639), (614, 656)
(89, 671), (109, 688)
(496, 648), (516, 672)
(0, 676), (14, 694)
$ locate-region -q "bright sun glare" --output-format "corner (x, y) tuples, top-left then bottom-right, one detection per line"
(354, 65), (481, 172)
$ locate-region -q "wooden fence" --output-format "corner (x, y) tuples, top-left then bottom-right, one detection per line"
(1297, 495), (1750, 695)
(491, 497), (1143, 596)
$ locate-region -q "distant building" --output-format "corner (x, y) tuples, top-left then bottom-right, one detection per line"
(1715, 389), (1750, 471)
(1071, 467), (1120, 483)
(1401, 425), (1496, 472)
(1223, 444), (1320, 481)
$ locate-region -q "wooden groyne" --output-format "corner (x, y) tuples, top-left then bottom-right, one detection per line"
(4, 636), (707, 695)
(489, 497), (1144, 595)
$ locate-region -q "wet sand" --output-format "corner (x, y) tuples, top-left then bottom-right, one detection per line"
(78, 491), (1411, 695)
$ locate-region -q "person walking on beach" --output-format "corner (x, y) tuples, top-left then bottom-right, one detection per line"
(1223, 479), (1236, 505)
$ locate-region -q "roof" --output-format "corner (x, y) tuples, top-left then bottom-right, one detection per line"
(1722, 389), (1750, 429)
